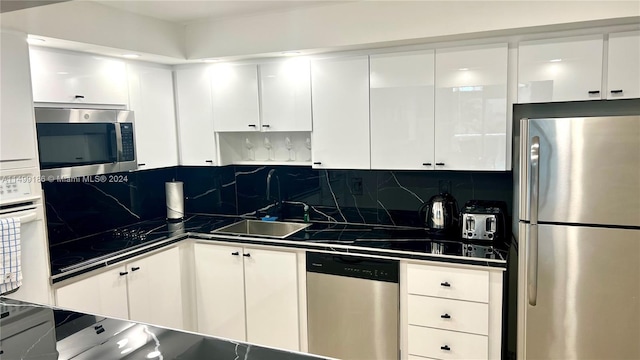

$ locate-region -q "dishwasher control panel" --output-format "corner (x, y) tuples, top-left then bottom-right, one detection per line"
(307, 252), (399, 283)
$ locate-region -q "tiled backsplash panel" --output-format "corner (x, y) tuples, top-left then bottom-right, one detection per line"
(177, 166), (237, 215)
(43, 165), (513, 244)
(43, 167), (179, 245)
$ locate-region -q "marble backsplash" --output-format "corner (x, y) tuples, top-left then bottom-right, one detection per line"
(43, 165), (513, 244)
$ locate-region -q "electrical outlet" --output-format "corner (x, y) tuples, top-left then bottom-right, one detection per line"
(351, 177), (363, 195)
(438, 180), (451, 194)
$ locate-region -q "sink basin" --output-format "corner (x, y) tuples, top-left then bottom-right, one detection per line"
(212, 220), (310, 239)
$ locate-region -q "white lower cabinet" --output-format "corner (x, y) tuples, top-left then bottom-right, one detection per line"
(194, 243), (300, 351)
(403, 262), (503, 360)
(55, 247), (183, 329)
(55, 265), (129, 320)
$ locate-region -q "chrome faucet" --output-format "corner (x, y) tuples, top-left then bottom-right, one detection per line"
(266, 169), (282, 218)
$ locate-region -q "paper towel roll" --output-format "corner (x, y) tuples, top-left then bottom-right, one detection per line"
(165, 181), (184, 220)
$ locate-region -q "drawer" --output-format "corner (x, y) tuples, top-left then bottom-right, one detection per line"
(408, 295), (489, 335)
(408, 355), (437, 360)
(408, 325), (488, 360)
(407, 264), (489, 303)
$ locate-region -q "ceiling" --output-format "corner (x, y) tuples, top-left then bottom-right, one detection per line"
(90, 0), (351, 24)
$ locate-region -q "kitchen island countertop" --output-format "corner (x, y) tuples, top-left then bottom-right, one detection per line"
(0, 297), (328, 360)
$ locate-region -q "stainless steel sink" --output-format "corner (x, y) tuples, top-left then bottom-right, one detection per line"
(211, 219), (310, 239)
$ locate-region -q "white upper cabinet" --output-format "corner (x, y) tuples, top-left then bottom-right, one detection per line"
(311, 56), (370, 169)
(175, 66), (217, 166)
(435, 43), (508, 171)
(517, 35), (604, 103)
(1, 30), (37, 165)
(29, 47), (128, 105)
(211, 63), (261, 132)
(370, 50), (435, 170)
(260, 59), (312, 132)
(127, 62), (179, 170)
(607, 31), (640, 99)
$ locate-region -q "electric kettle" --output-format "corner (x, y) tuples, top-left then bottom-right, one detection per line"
(418, 192), (460, 236)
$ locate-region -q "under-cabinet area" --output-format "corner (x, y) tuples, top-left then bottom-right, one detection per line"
(52, 236), (505, 359)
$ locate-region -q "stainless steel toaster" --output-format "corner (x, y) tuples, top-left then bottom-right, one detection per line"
(460, 200), (508, 241)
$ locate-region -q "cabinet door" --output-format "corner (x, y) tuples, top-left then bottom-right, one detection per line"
(194, 243), (246, 341)
(56, 266), (128, 319)
(175, 66), (217, 166)
(127, 247), (183, 329)
(370, 50), (435, 170)
(0, 30), (37, 164)
(29, 47), (128, 105)
(260, 59), (312, 132)
(518, 35), (604, 103)
(127, 63), (179, 170)
(607, 31), (640, 99)
(211, 63), (260, 132)
(243, 248), (299, 351)
(435, 44), (508, 171)
(311, 56), (370, 169)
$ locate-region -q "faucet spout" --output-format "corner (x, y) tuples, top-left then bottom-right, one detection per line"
(266, 169), (282, 216)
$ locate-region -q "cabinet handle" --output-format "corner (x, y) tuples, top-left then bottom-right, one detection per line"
(1, 312), (9, 319)
(441, 313), (451, 319)
(74, 95), (85, 99)
(119, 271), (129, 276)
(231, 252), (240, 256)
(96, 327), (105, 335)
(131, 266), (140, 272)
(313, 162), (322, 165)
(436, 162), (445, 166)
(588, 90), (600, 95)
(422, 163), (432, 166)
(243, 253), (251, 257)
(94, 325), (103, 330)
(611, 89), (623, 94)
(0, 350), (4, 355)
(440, 281), (451, 287)
(138, 163), (146, 167)
(440, 345), (451, 351)
(205, 160), (213, 163)
(248, 124), (257, 128)
(262, 124), (270, 128)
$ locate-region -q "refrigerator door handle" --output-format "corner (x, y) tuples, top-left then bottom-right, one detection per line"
(528, 136), (540, 306)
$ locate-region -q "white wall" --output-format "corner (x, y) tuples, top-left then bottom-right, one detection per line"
(1, 1), (638, 62)
(0, 1), (185, 59)
(185, 1), (640, 59)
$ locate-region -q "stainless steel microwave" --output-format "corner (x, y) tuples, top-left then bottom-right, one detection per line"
(35, 108), (137, 178)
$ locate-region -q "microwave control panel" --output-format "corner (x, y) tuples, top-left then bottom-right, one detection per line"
(120, 123), (135, 161)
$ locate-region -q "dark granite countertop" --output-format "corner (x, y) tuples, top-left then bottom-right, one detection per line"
(50, 214), (509, 283)
(0, 297), (327, 360)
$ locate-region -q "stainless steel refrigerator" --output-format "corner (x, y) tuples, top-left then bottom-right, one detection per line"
(516, 115), (640, 359)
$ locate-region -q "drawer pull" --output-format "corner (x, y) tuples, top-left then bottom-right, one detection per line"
(231, 252), (240, 256)
(588, 90), (600, 95)
(119, 271), (129, 276)
(243, 253), (251, 257)
(440, 281), (451, 287)
(441, 313), (451, 319)
(441, 345), (451, 351)
(611, 89), (623, 94)
(131, 266), (140, 272)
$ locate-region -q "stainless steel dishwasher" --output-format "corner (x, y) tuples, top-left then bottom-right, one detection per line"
(306, 252), (399, 360)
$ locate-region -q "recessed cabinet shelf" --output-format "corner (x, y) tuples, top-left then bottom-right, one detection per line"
(217, 132), (312, 166)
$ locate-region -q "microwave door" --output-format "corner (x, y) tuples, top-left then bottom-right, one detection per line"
(37, 123), (121, 178)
